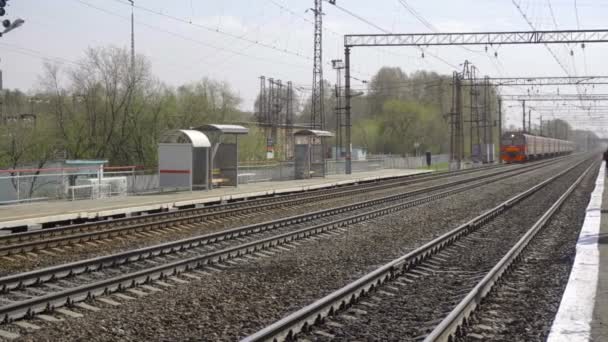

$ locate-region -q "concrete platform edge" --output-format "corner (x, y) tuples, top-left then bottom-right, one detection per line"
(0, 170), (431, 230)
(547, 162), (604, 342)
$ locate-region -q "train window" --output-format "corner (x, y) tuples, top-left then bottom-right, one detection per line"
(514, 135), (525, 145)
(503, 134), (524, 146)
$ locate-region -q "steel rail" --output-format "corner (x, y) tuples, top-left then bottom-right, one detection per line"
(240, 157), (590, 342)
(0, 158), (580, 322)
(0, 161), (514, 245)
(0, 156), (563, 286)
(0, 159), (560, 257)
(423, 162), (596, 342)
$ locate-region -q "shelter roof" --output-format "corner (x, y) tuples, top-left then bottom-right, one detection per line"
(196, 124), (249, 135)
(294, 129), (335, 137)
(160, 129), (211, 148)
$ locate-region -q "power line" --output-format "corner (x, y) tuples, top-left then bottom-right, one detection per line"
(396, 0), (505, 76)
(264, 0), (378, 80)
(0, 42), (83, 66)
(396, 0), (437, 32)
(328, 2), (459, 70)
(331, 2), (388, 33)
(574, 0), (581, 29)
(511, 0), (572, 77)
(572, 0), (590, 75)
(74, 0), (311, 71)
(108, 0), (311, 60)
(263, 0), (402, 83)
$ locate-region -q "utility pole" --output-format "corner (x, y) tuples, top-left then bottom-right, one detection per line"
(528, 109), (531, 135)
(498, 97), (502, 164)
(522, 100), (526, 132)
(311, 0), (324, 129)
(286, 81), (294, 159)
(273, 79), (283, 153)
(311, 0), (326, 176)
(344, 46), (352, 174)
(540, 116), (543, 136)
(129, 0), (135, 69)
(0, 69), (3, 124)
(483, 76), (491, 162)
(449, 71), (464, 169)
(268, 78), (275, 158)
(332, 59), (345, 160)
(258, 76), (266, 124)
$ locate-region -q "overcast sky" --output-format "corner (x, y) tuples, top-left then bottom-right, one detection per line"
(1, 0), (607, 135)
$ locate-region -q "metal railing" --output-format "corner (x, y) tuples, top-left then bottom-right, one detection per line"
(0, 166), (151, 205)
(0, 155), (451, 203)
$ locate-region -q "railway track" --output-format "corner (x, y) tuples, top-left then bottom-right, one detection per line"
(0, 158), (563, 260)
(424, 164), (595, 342)
(0, 156), (577, 324)
(0, 161), (506, 234)
(242, 157), (595, 342)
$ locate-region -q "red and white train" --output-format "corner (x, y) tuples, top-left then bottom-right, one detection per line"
(500, 132), (574, 163)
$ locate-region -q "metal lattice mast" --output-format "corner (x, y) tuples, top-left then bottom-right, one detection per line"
(311, 0), (324, 129)
(449, 71), (463, 169)
(258, 76), (266, 124)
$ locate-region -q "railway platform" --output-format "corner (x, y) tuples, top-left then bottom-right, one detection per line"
(548, 162), (607, 341)
(0, 169), (430, 232)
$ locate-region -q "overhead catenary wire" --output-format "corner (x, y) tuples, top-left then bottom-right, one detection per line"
(328, 1), (459, 70)
(511, 0), (572, 77)
(263, 0), (396, 82)
(73, 0), (312, 72)
(395, 0), (506, 77)
(107, 0), (311, 61)
(573, 0), (589, 75)
(0, 42), (84, 67)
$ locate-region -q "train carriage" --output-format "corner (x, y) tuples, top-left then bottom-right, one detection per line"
(501, 132), (574, 163)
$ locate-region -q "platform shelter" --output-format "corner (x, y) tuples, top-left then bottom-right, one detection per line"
(158, 129), (211, 191)
(294, 129), (334, 179)
(195, 124), (249, 187)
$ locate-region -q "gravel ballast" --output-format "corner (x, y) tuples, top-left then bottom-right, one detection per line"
(458, 164), (598, 341)
(296, 159), (595, 341)
(0, 164), (532, 276)
(10, 157), (587, 341)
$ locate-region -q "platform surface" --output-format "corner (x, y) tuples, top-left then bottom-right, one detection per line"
(548, 162), (606, 342)
(0, 169), (430, 229)
(593, 164), (608, 341)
